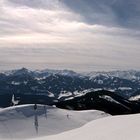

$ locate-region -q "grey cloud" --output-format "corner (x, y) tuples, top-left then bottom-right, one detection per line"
(6, 0), (63, 10)
(4, 0), (140, 29)
(63, 0), (140, 29)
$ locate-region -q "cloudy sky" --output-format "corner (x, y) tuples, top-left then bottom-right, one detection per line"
(0, 0), (140, 72)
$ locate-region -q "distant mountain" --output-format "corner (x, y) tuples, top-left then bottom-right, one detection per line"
(0, 68), (140, 109)
(84, 70), (140, 81)
(2, 68), (81, 80)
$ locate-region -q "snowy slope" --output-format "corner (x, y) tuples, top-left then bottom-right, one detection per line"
(129, 94), (140, 101)
(32, 113), (140, 140)
(0, 105), (109, 140)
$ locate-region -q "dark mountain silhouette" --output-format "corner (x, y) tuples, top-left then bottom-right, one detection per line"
(56, 90), (140, 115)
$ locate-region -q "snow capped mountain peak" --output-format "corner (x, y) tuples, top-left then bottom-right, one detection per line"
(14, 68), (31, 75)
(3, 68), (32, 76)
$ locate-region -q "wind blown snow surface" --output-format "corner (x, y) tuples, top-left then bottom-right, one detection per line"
(0, 105), (108, 140)
(32, 113), (140, 140)
(1, 104), (140, 140)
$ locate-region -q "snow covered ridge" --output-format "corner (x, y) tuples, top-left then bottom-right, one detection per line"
(32, 113), (140, 140)
(0, 104), (109, 140)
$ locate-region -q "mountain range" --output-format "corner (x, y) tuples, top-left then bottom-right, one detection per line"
(0, 68), (140, 115)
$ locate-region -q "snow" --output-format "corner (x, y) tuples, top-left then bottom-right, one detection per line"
(99, 95), (120, 104)
(0, 105), (109, 140)
(35, 77), (46, 81)
(93, 88), (102, 91)
(129, 95), (140, 101)
(99, 95), (130, 110)
(97, 79), (104, 84)
(58, 91), (73, 99)
(84, 70), (140, 81)
(31, 113), (140, 140)
(1, 105), (140, 140)
(64, 97), (74, 100)
(73, 89), (92, 97)
(47, 91), (55, 98)
(118, 87), (132, 90)
(11, 81), (21, 85)
(58, 89), (94, 100)
(11, 94), (19, 106)
(40, 69), (80, 77)
(106, 89), (116, 92)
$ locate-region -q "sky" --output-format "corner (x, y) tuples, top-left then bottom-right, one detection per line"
(0, 0), (140, 72)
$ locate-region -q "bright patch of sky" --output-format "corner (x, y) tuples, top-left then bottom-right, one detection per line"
(0, 0), (140, 71)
